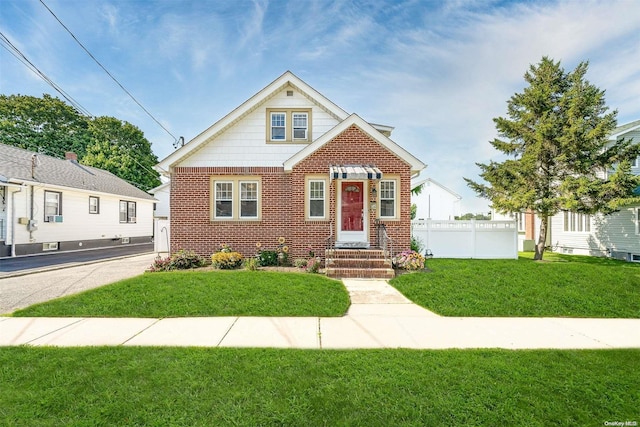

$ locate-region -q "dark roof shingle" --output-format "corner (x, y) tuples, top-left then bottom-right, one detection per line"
(0, 143), (155, 200)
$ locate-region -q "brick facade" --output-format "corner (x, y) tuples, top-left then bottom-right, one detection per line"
(170, 125), (413, 260)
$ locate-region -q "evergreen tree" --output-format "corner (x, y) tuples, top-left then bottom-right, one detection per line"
(465, 57), (640, 260)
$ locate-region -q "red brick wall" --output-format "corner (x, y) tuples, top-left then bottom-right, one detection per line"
(170, 125), (413, 260)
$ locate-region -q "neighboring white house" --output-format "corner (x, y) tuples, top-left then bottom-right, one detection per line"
(0, 143), (156, 257)
(551, 119), (640, 261)
(149, 181), (170, 254)
(411, 176), (461, 220)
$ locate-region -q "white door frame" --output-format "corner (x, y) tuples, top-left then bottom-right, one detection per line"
(336, 180), (368, 245)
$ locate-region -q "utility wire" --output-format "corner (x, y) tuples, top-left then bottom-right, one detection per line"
(0, 32), (92, 116)
(38, 0), (179, 144)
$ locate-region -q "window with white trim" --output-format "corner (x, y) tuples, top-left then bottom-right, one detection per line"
(270, 112), (286, 141)
(309, 180), (325, 218)
(563, 211), (590, 232)
(211, 177), (261, 221)
(292, 112), (308, 140)
(44, 191), (61, 221)
(379, 180), (396, 218)
(89, 196), (99, 214)
(215, 182), (234, 218)
(119, 200), (137, 223)
(266, 109), (311, 142)
(240, 182), (258, 218)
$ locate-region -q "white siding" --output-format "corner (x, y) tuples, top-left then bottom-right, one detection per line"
(179, 87), (340, 167)
(12, 186), (153, 246)
(550, 208), (640, 257)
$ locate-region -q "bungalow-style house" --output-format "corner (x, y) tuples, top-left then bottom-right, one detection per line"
(551, 119), (640, 261)
(411, 176), (462, 220)
(155, 71), (426, 277)
(0, 143), (155, 257)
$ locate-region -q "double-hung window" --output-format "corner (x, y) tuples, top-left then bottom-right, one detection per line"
(89, 196), (100, 214)
(379, 180), (396, 218)
(240, 182), (258, 218)
(267, 109), (311, 142)
(212, 177), (261, 220)
(119, 201), (137, 223)
(308, 179), (325, 219)
(270, 112), (286, 141)
(215, 182), (234, 218)
(292, 113), (308, 140)
(44, 191), (62, 221)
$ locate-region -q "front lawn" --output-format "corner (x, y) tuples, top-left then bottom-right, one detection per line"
(12, 270), (350, 318)
(0, 347), (637, 426)
(391, 253), (640, 317)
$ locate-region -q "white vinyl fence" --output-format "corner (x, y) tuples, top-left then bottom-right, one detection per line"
(412, 219), (518, 259)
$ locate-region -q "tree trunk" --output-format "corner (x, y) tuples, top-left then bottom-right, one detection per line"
(534, 216), (548, 260)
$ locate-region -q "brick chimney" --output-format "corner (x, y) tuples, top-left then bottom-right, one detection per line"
(65, 152), (78, 162)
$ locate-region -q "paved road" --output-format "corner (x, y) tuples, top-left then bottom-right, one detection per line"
(0, 243), (155, 273)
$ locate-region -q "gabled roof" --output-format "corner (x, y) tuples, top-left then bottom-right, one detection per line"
(0, 143), (155, 200)
(610, 119), (640, 139)
(284, 113), (425, 174)
(156, 71), (351, 172)
(411, 176), (462, 200)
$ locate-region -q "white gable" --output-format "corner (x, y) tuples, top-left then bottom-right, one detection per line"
(156, 71), (349, 172)
(179, 85), (341, 167)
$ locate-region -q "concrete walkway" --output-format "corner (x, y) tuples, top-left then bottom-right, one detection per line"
(2, 278), (639, 349)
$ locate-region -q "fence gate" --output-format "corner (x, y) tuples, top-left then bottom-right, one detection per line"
(154, 219), (170, 254)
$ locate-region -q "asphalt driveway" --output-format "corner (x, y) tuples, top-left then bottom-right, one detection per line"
(0, 252), (157, 315)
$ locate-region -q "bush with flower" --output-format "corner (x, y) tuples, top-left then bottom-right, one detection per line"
(146, 249), (206, 272)
(211, 243), (243, 269)
(392, 250), (426, 271)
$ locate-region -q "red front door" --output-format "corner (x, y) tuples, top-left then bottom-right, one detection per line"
(341, 182), (364, 232)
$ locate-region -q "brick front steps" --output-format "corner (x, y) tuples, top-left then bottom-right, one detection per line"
(325, 249), (395, 279)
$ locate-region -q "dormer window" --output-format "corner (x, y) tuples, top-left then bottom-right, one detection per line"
(266, 109), (311, 143)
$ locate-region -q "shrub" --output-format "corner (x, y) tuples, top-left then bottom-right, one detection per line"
(243, 257), (260, 271)
(211, 251), (244, 269)
(258, 250), (279, 266)
(393, 250), (426, 271)
(146, 250), (206, 272)
(410, 235), (424, 253)
(294, 258), (308, 268)
(306, 257), (322, 273)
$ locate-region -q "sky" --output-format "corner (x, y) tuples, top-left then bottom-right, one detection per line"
(1, 0), (639, 214)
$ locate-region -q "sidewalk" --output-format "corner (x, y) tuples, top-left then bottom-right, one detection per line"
(2, 279), (639, 349)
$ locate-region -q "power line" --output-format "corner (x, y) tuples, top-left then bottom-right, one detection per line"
(38, 0), (179, 144)
(0, 31), (92, 116)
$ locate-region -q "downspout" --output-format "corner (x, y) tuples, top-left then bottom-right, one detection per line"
(10, 186), (23, 257)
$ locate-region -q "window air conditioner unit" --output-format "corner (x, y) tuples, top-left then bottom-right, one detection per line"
(47, 215), (63, 223)
(129, 217), (136, 222)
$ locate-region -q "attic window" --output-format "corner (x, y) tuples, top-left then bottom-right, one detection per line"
(286, 90), (294, 96)
(266, 109), (312, 142)
(271, 112), (286, 140)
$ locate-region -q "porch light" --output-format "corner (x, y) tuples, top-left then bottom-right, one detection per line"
(371, 186), (377, 198)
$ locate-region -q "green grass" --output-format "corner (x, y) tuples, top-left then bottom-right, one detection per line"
(391, 253), (640, 317)
(12, 271), (350, 318)
(0, 347), (637, 426)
